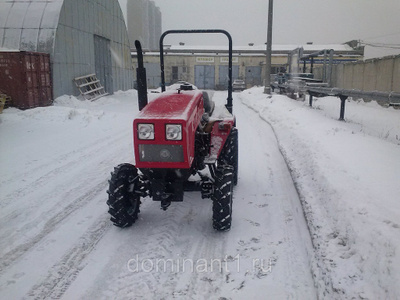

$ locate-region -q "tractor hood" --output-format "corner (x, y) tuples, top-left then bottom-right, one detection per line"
(137, 90), (203, 120)
(133, 89), (204, 169)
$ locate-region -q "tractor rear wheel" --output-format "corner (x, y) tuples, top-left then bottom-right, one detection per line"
(107, 163), (141, 228)
(212, 165), (234, 231)
(218, 127), (238, 185)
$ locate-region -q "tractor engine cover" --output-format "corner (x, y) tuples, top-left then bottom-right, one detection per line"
(133, 89), (204, 169)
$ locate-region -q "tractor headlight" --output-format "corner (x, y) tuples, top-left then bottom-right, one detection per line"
(166, 124), (182, 140)
(138, 123), (154, 140)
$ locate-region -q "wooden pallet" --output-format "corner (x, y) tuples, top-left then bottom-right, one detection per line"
(74, 74), (108, 101)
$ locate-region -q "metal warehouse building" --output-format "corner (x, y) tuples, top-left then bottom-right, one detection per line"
(0, 0), (133, 99)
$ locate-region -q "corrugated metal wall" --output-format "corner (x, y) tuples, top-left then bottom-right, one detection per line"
(53, 0), (133, 97)
(195, 65), (215, 89)
(219, 65), (239, 89)
(94, 35), (113, 94)
(0, 0), (134, 99)
(245, 66), (262, 86)
(0, 52), (53, 109)
(144, 62), (161, 88)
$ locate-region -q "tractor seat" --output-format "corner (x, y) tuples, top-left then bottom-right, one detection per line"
(202, 92), (215, 115)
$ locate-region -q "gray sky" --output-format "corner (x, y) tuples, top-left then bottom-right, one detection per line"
(120, 0), (400, 58)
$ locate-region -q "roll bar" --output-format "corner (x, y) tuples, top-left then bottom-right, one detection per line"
(159, 29), (233, 114)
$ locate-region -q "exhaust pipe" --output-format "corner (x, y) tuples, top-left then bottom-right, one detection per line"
(135, 40), (148, 111)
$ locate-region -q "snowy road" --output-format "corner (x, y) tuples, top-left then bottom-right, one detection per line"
(0, 91), (318, 299)
(2, 89), (399, 299)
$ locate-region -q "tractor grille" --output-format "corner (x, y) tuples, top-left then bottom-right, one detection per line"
(139, 144), (184, 163)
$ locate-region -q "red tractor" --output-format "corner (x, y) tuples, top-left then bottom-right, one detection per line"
(107, 30), (238, 231)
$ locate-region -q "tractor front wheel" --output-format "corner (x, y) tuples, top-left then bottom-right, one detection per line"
(107, 163), (141, 228)
(212, 165), (234, 231)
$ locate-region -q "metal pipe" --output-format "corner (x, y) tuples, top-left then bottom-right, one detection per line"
(339, 95), (348, 120)
(134, 40), (148, 111)
(323, 50), (327, 82)
(300, 49), (327, 60)
(279, 83), (400, 120)
(264, 0), (274, 95)
(306, 86), (400, 103)
(328, 49), (334, 87)
(310, 57), (314, 74)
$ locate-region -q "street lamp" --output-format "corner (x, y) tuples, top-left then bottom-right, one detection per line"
(264, 0), (273, 94)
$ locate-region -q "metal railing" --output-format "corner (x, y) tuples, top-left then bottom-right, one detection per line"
(307, 87), (400, 120)
(272, 81), (400, 120)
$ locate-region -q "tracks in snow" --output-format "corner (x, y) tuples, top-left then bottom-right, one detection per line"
(0, 128), (129, 269)
(0, 126), (132, 298)
(240, 94), (330, 297)
(0, 92), (319, 299)
(27, 218), (112, 299)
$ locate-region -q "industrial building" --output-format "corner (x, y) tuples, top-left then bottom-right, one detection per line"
(132, 42), (364, 90)
(0, 0), (134, 104)
(126, 0), (162, 51)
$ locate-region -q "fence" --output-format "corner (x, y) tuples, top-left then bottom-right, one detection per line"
(313, 54), (400, 93)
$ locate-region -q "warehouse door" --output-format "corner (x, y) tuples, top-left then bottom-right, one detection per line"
(144, 63), (161, 89)
(218, 65), (239, 89)
(195, 65), (215, 89)
(94, 35), (113, 94)
(245, 66), (262, 87)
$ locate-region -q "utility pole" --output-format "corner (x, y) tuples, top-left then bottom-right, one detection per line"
(264, 0), (273, 94)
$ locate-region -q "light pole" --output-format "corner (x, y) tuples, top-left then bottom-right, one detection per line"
(264, 0), (273, 94)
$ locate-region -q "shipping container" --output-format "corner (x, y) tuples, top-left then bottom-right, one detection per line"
(0, 51), (53, 109)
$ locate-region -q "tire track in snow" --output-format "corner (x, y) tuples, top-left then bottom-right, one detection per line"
(0, 179), (108, 274)
(98, 203), (183, 299)
(240, 95), (327, 297)
(160, 195), (229, 299)
(184, 234), (228, 298)
(83, 194), (223, 299)
(0, 130), (128, 210)
(26, 217), (112, 299)
(0, 126), (132, 273)
(9, 92), (319, 298)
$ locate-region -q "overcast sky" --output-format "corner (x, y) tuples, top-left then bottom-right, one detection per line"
(119, 0), (400, 58)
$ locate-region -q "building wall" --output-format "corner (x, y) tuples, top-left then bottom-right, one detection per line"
(133, 44), (364, 90)
(127, 0), (161, 50)
(133, 53), (288, 89)
(154, 6), (162, 50)
(314, 54), (400, 92)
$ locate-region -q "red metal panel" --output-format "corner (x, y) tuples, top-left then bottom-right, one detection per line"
(133, 91), (204, 169)
(0, 51), (53, 109)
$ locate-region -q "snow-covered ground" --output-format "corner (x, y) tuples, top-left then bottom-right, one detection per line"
(0, 88), (399, 299)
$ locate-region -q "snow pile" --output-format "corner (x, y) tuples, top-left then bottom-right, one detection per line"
(0, 90), (138, 195)
(240, 87), (400, 299)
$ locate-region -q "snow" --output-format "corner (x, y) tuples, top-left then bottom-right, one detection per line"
(240, 88), (400, 298)
(0, 87), (399, 299)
